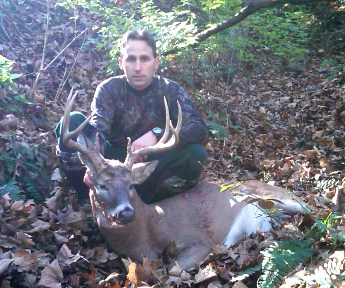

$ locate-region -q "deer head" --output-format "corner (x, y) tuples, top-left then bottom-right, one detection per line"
(61, 89), (182, 225)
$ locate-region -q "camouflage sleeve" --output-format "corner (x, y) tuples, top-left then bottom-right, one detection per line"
(89, 80), (115, 139)
(167, 84), (209, 145)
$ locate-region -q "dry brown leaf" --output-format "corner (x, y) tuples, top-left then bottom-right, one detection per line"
(0, 114), (19, 130)
(194, 265), (217, 284)
(0, 259), (14, 276)
(45, 187), (64, 211)
(12, 249), (39, 272)
(26, 219), (50, 233)
(38, 259), (63, 288)
(233, 281), (249, 288)
(258, 199), (275, 210)
(57, 244), (83, 266)
(127, 262), (150, 286)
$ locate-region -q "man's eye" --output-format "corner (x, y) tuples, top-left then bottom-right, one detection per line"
(126, 57), (136, 62)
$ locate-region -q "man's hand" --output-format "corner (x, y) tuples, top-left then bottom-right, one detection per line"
(131, 131), (158, 163)
(83, 169), (94, 189)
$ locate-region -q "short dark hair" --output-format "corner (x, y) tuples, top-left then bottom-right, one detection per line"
(120, 30), (157, 58)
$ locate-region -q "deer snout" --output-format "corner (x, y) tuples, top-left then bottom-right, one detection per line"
(109, 205), (135, 225)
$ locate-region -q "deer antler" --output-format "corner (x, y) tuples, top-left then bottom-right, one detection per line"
(62, 88), (106, 173)
(124, 97), (182, 169)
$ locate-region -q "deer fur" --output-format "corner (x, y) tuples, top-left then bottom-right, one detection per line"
(86, 158), (302, 270)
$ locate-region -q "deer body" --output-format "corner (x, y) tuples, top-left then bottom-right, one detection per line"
(61, 90), (303, 271)
(89, 172), (301, 270)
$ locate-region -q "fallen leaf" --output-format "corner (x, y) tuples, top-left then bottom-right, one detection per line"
(0, 259), (14, 276)
(38, 259), (63, 288)
(194, 265), (217, 284)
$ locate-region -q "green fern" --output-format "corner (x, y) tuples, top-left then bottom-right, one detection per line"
(316, 177), (345, 190)
(231, 264), (262, 283)
(257, 238), (315, 288)
(0, 179), (24, 200)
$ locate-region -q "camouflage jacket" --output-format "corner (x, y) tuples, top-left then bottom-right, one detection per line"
(57, 75), (209, 171)
(90, 75), (209, 148)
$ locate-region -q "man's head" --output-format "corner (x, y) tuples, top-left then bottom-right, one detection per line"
(118, 30), (160, 91)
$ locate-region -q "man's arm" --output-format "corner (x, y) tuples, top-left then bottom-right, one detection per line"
(89, 79), (118, 152)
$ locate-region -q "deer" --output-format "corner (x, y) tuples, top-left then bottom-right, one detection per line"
(61, 89), (305, 272)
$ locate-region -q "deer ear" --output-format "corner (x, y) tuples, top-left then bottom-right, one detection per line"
(131, 160), (159, 184)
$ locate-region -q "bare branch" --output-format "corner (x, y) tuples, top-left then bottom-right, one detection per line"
(29, 0), (50, 101)
(162, 0), (330, 56)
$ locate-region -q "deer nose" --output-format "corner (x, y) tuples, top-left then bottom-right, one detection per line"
(113, 207), (135, 224)
(119, 207), (135, 223)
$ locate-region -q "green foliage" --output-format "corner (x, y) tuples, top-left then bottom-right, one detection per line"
(317, 57), (345, 81)
(0, 55), (22, 89)
(315, 177), (345, 191)
(0, 55), (27, 114)
(0, 179), (23, 200)
(312, 212), (345, 247)
(231, 264), (262, 283)
(57, 0), (198, 72)
(307, 1), (345, 54)
(56, 0), (339, 80)
(0, 138), (47, 202)
(0, 56), (49, 203)
(205, 110), (231, 139)
(258, 238), (315, 288)
(249, 8), (311, 59)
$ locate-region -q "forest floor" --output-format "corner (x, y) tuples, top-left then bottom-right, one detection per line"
(0, 1), (345, 287)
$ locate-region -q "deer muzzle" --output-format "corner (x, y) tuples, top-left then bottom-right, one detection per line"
(109, 206), (135, 225)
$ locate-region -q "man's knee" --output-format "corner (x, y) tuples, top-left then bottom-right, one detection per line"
(186, 144), (208, 166)
(182, 144), (207, 180)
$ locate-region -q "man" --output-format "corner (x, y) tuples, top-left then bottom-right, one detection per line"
(55, 30), (209, 204)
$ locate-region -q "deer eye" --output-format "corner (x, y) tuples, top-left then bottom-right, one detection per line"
(99, 184), (107, 190)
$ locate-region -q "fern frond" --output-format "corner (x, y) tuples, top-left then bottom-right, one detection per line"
(257, 238), (315, 288)
(0, 179), (24, 200)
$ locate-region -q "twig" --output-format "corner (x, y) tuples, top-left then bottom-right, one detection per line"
(29, 0), (51, 101)
(43, 25), (90, 73)
(0, 14), (11, 41)
(54, 36), (86, 103)
(29, 0), (101, 102)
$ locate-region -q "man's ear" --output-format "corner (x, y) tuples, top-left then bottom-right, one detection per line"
(154, 57), (160, 71)
(131, 160), (159, 184)
(118, 57), (124, 70)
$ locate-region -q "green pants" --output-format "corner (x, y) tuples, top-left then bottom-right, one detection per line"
(55, 112), (207, 204)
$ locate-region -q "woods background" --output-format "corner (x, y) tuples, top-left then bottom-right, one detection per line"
(0, 0), (345, 287)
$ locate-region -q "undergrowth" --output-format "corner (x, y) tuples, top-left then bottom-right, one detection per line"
(258, 238), (316, 287)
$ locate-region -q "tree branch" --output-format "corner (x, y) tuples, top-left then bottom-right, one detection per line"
(162, 0), (330, 56)
(29, 0), (50, 101)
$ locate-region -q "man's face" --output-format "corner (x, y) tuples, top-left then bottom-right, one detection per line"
(118, 40), (160, 91)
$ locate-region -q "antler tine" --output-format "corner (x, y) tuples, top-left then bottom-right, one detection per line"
(156, 96), (172, 144)
(62, 89), (91, 143)
(125, 97), (182, 169)
(124, 137), (133, 167)
(161, 100), (182, 146)
(61, 88), (105, 172)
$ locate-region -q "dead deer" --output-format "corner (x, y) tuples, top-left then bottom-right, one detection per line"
(61, 89), (304, 271)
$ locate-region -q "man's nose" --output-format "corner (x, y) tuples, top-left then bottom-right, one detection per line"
(134, 60), (142, 70)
